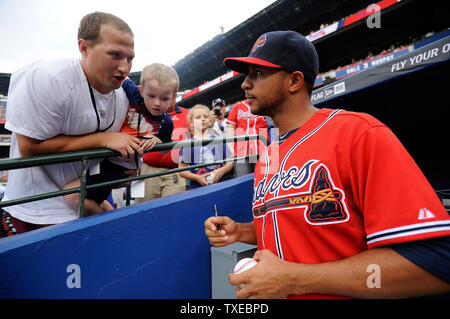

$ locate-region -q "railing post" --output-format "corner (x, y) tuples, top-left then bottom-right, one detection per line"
(126, 186), (131, 206)
(78, 158), (89, 218)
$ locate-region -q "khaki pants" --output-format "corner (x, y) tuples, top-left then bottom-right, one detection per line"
(134, 164), (186, 203)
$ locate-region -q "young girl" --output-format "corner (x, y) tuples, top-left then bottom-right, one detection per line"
(178, 104), (233, 189)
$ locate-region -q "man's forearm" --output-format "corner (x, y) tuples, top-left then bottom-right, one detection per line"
(287, 247), (449, 298)
(16, 131), (142, 159)
(17, 132), (108, 157)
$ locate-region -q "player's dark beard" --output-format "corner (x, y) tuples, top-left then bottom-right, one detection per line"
(250, 72), (289, 117)
(250, 101), (275, 117)
(249, 89), (286, 117)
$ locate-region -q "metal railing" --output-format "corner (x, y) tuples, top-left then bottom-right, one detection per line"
(0, 134), (268, 218)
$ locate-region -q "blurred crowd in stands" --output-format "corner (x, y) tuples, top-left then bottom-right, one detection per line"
(316, 31), (438, 86)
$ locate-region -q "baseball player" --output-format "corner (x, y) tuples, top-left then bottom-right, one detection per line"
(204, 30), (450, 298)
(226, 100), (268, 176)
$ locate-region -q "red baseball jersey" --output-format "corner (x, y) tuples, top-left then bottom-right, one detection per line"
(169, 106), (189, 141)
(252, 108), (450, 298)
(227, 101), (268, 157)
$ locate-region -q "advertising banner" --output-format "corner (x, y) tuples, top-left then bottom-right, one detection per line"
(311, 36), (450, 105)
(335, 48), (410, 80)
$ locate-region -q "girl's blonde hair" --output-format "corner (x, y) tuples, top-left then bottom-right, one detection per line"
(140, 63), (179, 93)
(187, 104), (213, 137)
(187, 104), (212, 124)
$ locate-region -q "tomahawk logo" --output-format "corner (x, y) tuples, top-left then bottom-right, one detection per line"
(304, 165), (349, 224)
(253, 164), (349, 225)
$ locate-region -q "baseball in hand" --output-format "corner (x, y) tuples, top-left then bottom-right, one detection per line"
(233, 258), (258, 288)
(234, 258), (257, 274)
(206, 173), (215, 184)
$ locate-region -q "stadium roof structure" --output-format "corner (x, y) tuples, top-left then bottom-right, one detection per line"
(171, 0), (449, 108)
(173, 0), (377, 91)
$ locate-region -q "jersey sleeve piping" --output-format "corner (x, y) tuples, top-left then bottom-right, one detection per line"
(366, 220), (450, 248)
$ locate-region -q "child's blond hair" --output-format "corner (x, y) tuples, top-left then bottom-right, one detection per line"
(140, 63), (179, 93)
(187, 104), (212, 124)
(187, 104), (214, 137)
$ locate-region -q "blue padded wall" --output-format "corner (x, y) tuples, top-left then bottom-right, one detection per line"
(0, 174), (254, 298)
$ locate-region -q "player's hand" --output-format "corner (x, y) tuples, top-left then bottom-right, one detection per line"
(204, 216), (239, 247)
(103, 132), (143, 159)
(229, 249), (294, 299)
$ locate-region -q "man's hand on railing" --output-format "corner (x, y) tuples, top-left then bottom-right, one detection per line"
(103, 132), (143, 159)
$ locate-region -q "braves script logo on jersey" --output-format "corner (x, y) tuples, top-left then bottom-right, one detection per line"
(237, 109), (261, 120)
(253, 161), (349, 225)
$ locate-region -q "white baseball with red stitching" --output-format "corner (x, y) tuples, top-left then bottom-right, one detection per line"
(233, 258), (258, 288)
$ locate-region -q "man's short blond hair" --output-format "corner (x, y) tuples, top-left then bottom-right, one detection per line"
(140, 63), (180, 94)
(78, 11), (133, 45)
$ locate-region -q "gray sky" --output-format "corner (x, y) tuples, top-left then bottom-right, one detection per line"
(0, 0), (275, 74)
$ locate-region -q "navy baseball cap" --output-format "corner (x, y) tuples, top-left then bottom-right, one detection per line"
(212, 98), (225, 106)
(224, 30), (319, 86)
